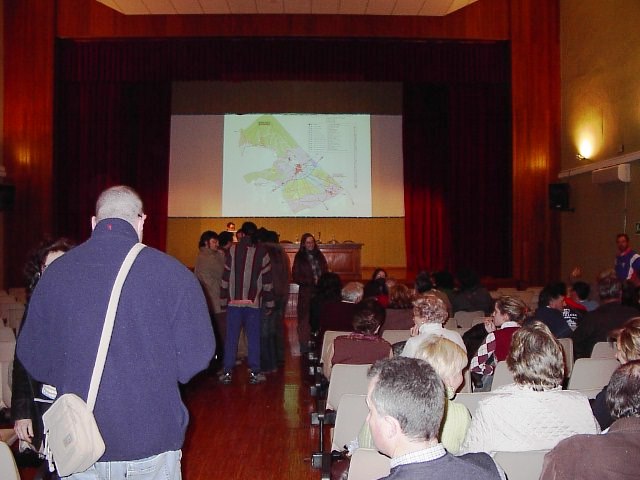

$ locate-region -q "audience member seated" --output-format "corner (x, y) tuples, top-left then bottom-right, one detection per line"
(414, 270), (452, 317)
(383, 283), (415, 331)
(365, 357), (504, 480)
(591, 317), (640, 430)
(532, 282), (573, 338)
(357, 337), (470, 455)
(540, 360), (640, 480)
(452, 268), (493, 315)
(432, 270), (456, 306)
(324, 298), (392, 380)
(461, 321), (599, 454)
(318, 281), (363, 336)
(569, 281), (598, 312)
(363, 268), (389, 307)
(416, 337), (471, 454)
(310, 272), (343, 337)
(573, 269), (639, 358)
(469, 295), (528, 391)
(401, 295), (466, 358)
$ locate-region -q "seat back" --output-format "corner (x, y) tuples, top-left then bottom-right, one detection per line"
(2, 303), (25, 331)
(453, 392), (495, 417)
(493, 450), (549, 480)
(381, 329), (410, 345)
(348, 448), (390, 480)
(458, 368), (472, 393)
(490, 361), (514, 390)
(331, 394), (368, 451)
(590, 341), (616, 359)
(326, 364), (371, 410)
(567, 358), (619, 391)
(557, 337), (574, 378)
(453, 310), (485, 329)
(321, 330), (350, 368)
(0, 440), (19, 480)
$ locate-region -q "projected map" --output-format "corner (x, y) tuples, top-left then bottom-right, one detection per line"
(222, 114), (372, 217)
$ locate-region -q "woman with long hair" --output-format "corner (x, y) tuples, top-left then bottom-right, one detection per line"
(292, 233), (328, 353)
(12, 237), (74, 471)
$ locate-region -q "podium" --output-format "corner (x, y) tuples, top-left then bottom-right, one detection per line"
(282, 243), (363, 281)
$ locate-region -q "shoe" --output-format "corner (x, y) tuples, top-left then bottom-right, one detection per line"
(218, 372), (232, 385)
(248, 372), (266, 384)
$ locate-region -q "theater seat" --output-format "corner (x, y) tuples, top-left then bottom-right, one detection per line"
(0, 440), (19, 480)
(348, 448), (390, 480)
(493, 450), (549, 480)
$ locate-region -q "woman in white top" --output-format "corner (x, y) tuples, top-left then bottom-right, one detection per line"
(461, 321), (599, 454)
(401, 294), (466, 357)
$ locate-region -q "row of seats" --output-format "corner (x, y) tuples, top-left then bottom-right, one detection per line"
(0, 290), (25, 332)
(330, 391), (551, 480)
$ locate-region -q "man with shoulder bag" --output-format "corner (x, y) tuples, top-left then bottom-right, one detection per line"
(17, 185), (215, 479)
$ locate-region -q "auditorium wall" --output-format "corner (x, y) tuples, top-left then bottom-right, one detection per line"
(560, 0), (640, 283)
(167, 217), (405, 271)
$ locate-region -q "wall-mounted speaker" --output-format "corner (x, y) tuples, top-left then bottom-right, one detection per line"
(0, 184), (15, 211)
(549, 183), (570, 211)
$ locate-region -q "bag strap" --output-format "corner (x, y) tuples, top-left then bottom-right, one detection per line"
(86, 243), (146, 411)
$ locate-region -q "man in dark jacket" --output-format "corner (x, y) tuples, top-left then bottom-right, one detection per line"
(17, 185), (215, 478)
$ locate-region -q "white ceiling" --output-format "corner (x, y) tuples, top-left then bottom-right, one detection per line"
(95, 0), (479, 16)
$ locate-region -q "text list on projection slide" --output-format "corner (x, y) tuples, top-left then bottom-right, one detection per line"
(222, 114), (372, 217)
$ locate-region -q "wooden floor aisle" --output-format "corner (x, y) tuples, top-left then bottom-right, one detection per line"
(19, 316), (321, 480)
(180, 317), (321, 480)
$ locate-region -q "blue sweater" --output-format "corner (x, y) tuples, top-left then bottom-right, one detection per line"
(17, 219), (215, 461)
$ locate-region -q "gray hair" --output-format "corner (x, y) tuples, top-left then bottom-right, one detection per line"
(342, 282), (364, 303)
(368, 357), (445, 441)
(95, 185), (144, 229)
(412, 294), (448, 325)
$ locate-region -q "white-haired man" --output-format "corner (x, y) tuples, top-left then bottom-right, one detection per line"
(17, 185), (215, 479)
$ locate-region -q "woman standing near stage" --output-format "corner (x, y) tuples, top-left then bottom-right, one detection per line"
(292, 233), (328, 353)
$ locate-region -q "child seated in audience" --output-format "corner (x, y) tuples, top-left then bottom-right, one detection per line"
(323, 298), (392, 380)
(469, 295), (528, 391)
(461, 321), (599, 454)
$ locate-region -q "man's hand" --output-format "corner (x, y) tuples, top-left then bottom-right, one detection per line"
(14, 418), (33, 442)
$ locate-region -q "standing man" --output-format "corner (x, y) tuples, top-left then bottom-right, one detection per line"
(194, 230), (226, 366)
(219, 222), (274, 385)
(615, 233), (640, 283)
(16, 185), (215, 479)
(365, 357), (504, 479)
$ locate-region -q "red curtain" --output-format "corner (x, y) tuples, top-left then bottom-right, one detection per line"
(403, 83), (511, 278)
(54, 38), (511, 276)
(55, 81), (171, 248)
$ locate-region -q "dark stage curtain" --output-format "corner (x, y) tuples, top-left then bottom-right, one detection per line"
(55, 37), (510, 275)
(403, 83), (512, 278)
(55, 80), (171, 248)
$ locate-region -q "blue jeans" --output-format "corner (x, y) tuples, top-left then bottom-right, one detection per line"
(63, 450), (181, 480)
(223, 306), (261, 373)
